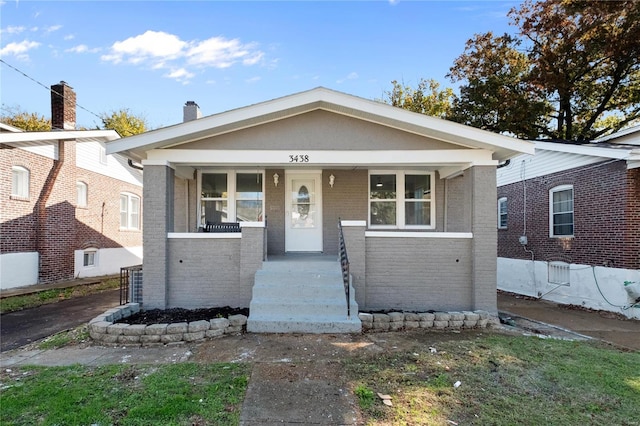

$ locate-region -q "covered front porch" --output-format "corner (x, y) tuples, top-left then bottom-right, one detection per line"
(107, 88), (535, 331)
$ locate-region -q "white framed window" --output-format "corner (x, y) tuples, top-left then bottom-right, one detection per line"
(369, 171), (434, 229)
(549, 185), (573, 237)
(199, 170), (264, 226)
(83, 249), (97, 267)
(498, 197), (508, 229)
(11, 166), (29, 198)
(120, 193), (140, 230)
(77, 181), (88, 207)
(99, 145), (108, 165)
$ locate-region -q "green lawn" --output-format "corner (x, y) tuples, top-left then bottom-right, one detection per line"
(1, 333), (638, 425)
(0, 363), (249, 426)
(0, 278), (120, 314)
(345, 334), (640, 425)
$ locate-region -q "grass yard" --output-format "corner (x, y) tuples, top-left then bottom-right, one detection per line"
(345, 334), (640, 425)
(1, 333), (637, 425)
(0, 363), (249, 426)
(0, 278), (120, 314)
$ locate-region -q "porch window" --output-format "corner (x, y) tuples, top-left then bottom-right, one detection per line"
(201, 173), (228, 223)
(369, 171), (434, 229)
(200, 171), (264, 225)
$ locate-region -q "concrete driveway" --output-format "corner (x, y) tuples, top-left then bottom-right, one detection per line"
(497, 292), (640, 351)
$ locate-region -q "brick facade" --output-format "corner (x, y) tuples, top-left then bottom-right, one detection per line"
(1, 140), (143, 283)
(498, 160), (640, 269)
(1, 82), (142, 284)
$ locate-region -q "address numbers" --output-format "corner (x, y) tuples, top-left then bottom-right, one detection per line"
(288, 154), (310, 163)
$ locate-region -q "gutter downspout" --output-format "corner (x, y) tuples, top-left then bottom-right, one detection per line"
(128, 159), (143, 170)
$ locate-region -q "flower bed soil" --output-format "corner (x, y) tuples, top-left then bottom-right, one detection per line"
(115, 307), (249, 325)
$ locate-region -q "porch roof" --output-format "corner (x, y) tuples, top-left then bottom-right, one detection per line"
(107, 87), (534, 164)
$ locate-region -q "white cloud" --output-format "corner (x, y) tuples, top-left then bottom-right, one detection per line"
(64, 34), (75, 41)
(101, 30), (265, 83)
(0, 40), (40, 60)
(336, 72), (359, 84)
(65, 44), (100, 54)
(245, 76), (261, 83)
(44, 25), (62, 34)
(165, 68), (194, 81)
(1, 25), (26, 35)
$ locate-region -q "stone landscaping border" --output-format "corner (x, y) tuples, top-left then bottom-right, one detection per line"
(89, 304), (499, 346)
(89, 303), (248, 345)
(357, 310), (498, 331)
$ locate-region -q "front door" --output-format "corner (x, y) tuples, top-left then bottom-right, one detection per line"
(285, 171), (323, 252)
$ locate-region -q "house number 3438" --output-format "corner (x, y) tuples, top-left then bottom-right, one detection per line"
(289, 154), (310, 163)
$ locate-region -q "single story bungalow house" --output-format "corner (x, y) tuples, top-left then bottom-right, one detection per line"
(107, 87), (533, 332)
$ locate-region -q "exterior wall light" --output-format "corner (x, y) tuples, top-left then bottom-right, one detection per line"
(273, 173), (279, 187)
(329, 174), (335, 188)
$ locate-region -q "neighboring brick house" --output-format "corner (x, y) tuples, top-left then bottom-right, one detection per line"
(0, 82), (143, 289)
(496, 128), (640, 319)
(108, 87), (533, 332)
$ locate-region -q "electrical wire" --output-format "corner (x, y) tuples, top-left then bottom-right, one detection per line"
(0, 58), (102, 121)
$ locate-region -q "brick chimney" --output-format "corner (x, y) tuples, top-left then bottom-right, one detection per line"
(51, 81), (76, 130)
(183, 101), (202, 122)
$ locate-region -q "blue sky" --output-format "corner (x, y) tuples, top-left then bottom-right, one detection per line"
(1, 1), (519, 129)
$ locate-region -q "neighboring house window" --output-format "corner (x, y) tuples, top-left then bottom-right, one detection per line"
(83, 249), (97, 267)
(498, 197), (508, 229)
(369, 171), (434, 229)
(550, 185), (573, 237)
(99, 145), (108, 165)
(120, 193), (140, 230)
(11, 166), (29, 198)
(199, 171), (264, 225)
(77, 181), (88, 207)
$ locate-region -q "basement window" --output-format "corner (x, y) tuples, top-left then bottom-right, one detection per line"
(83, 249), (97, 267)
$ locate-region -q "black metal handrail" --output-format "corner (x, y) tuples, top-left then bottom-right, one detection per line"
(338, 219), (351, 319)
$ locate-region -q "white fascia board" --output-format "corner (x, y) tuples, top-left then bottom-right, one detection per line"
(145, 149), (497, 167)
(0, 129), (119, 144)
(627, 160), (640, 169)
(535, 141), (632, 159)
(106, 87), (535, 158)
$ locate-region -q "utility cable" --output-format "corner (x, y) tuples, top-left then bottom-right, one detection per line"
(0, 58), (102, 121)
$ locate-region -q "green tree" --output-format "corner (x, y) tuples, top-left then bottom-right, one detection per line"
(0, 106), (51, 131)
(382, 79), (454, 119)
(100, 109), (148, 136)
(449, 0), (640, 141)
(447, 33), (551, 139)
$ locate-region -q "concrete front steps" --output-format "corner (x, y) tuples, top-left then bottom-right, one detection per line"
(247, 256), (361, 333)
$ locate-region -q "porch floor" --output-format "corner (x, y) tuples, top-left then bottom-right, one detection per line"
(247, 254), (361, 333)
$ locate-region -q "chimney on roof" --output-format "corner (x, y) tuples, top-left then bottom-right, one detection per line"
(51, 81), (76, 130)
(183, 101), (202, 123)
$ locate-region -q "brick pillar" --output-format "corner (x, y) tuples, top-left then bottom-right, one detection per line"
(469, 166), (498, 313)
(51, 81), (76, 130)
(142, 164), (174, 309)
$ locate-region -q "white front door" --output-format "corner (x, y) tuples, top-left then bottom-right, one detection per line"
(285, 171), (323, 252)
